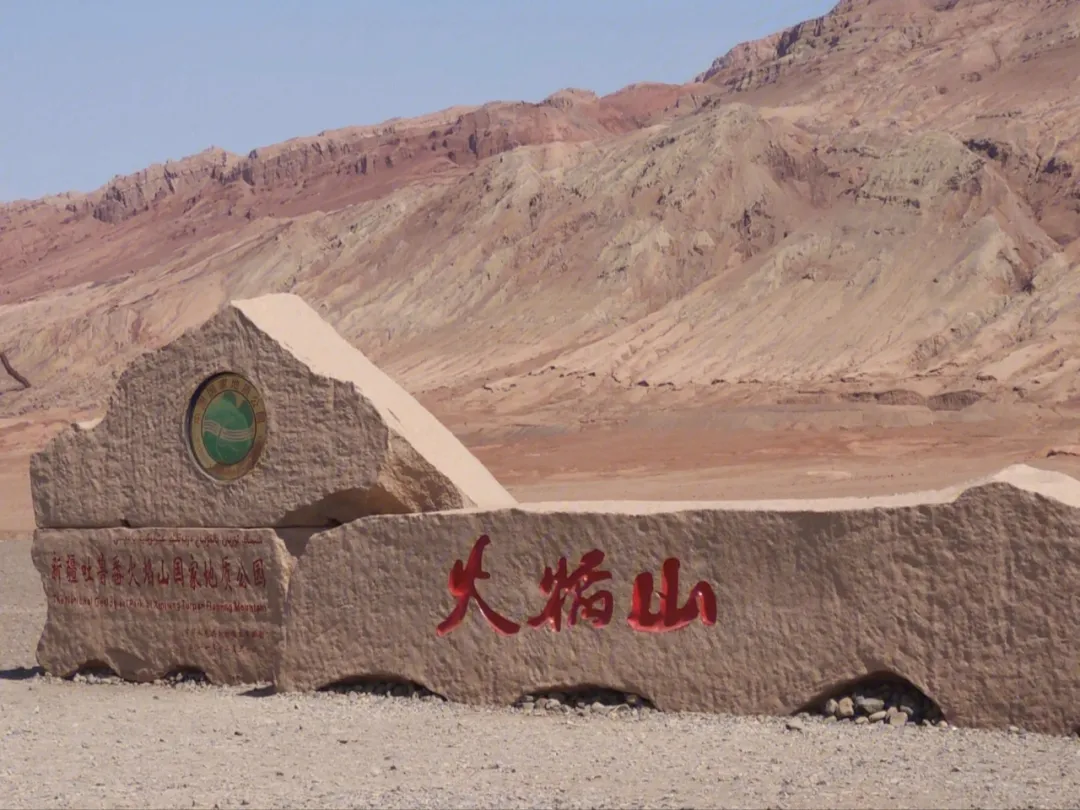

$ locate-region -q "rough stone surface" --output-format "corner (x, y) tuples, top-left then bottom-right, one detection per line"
(32, 527), (291, 684)
(30, 293), (515, 529)
(277, 464), (1080, 735)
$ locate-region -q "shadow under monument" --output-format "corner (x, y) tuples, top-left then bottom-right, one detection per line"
(0, 666), (44, 681)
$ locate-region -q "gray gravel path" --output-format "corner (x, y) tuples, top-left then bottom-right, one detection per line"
(2, 538), (1078, 809)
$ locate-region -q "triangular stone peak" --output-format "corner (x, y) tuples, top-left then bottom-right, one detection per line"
(31, 293), (515, 529)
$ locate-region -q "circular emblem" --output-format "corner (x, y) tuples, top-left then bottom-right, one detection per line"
(187, 372), (267, 481)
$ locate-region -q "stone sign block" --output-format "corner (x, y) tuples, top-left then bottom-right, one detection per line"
(33, 528), (291, 684)
(276, 465), (1080, 735)
(30, 292), (515, 685)
(31, 293), (514, 529)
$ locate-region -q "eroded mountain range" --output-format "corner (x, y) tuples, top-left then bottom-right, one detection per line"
(2, 0), (1078, 434)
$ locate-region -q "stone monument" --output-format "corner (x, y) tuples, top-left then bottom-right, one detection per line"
(29, 292), (1080, 735)
(31, 293), (515, 683)
(275, 465), (1080, 734)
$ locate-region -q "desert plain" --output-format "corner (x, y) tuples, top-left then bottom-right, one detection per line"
(3, 0), (1080, 806)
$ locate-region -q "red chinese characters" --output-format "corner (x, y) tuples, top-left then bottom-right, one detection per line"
(436, 535), (719, 638)
(48, 551), (269, 594)
(252, 558), (265, 588)
(126, 557), (141, 587)
(172, 557), (185, 587)
(627, 558), (717, 633)
(527, 550), (613, 631)
(188, 559), (200, 590)
(437, 534), (520, 637)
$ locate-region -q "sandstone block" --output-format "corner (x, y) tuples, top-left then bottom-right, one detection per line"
(276, 465), (1080, 735)
(33, 528), (291, 684)
(30, 293), (514, 529)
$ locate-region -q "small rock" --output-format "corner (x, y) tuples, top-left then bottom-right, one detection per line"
(824, 698), (839, 717)
(824, 715), (837, 724)
(854, 716), (869, 725)
(785, 718), (805, 731)
(889, 711), (909, 727)
(837, 697), (855, 719)
(1008, 725), (1021, 734)
(868, 710), (887, 723)
(856, 696), (886, 715)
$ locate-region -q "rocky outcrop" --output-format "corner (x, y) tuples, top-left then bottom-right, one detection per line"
(2, 0), (1080, 416)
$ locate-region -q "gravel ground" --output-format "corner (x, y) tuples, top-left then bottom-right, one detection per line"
(2, 537), (1078, 809)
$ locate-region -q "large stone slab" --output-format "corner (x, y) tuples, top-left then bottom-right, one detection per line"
(30, 293), (514, 529)
(33, 528), (291, 684)
(276, 464), (1080, 735)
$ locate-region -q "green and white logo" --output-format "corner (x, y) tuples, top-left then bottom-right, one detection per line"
(187, 372), (267, 481)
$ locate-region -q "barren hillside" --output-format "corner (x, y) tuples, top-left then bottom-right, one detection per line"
(1, 0), (1079, 466)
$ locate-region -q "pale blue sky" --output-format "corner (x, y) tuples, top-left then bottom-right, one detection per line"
(0, 0), (834, 201)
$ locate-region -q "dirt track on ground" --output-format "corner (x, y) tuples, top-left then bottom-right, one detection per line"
(2, 535), (1078, 810)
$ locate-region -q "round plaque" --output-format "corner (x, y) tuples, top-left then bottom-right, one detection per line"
(187, 372), (267, 481)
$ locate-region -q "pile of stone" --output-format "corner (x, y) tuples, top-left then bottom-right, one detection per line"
(70, 667), (122, 686)
(818, 682), (946, 727)
(515, 688), (656, 719)
(68, 666), (211, 690)
(322, 679), (445, 701)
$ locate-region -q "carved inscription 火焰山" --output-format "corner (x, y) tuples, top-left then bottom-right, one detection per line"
(436, 534), (717, 637)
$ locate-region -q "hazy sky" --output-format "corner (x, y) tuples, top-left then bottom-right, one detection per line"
(0, 0), (834, 201)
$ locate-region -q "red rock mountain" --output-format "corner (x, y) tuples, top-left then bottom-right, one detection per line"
(1, 0), (1078, 434)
